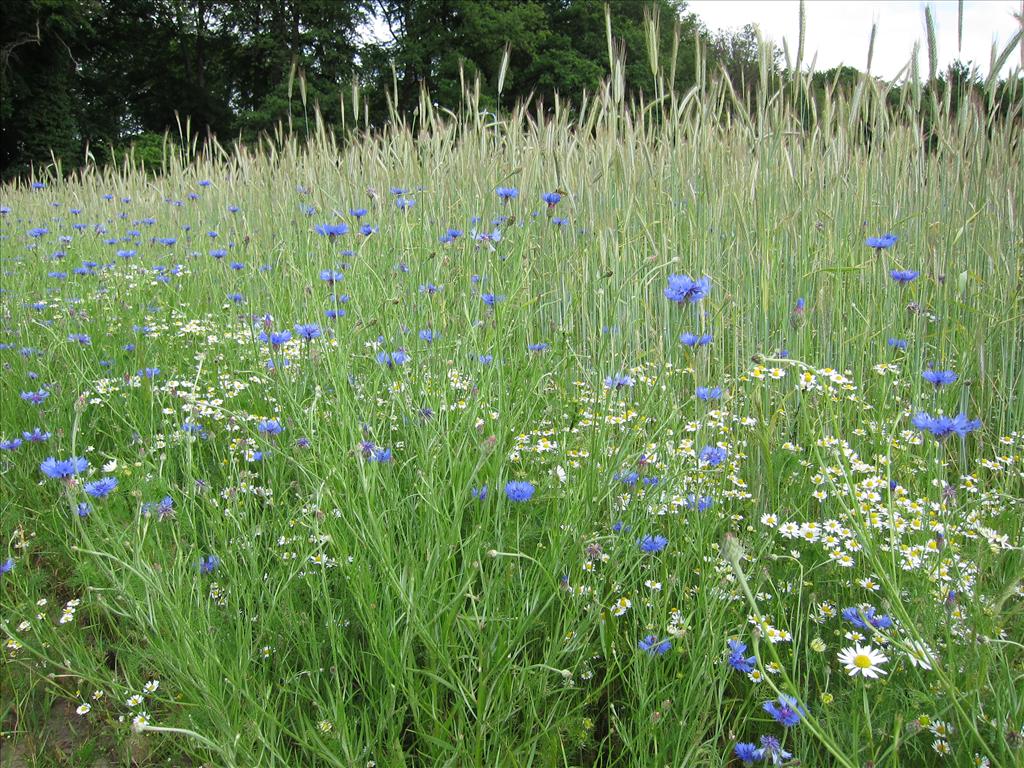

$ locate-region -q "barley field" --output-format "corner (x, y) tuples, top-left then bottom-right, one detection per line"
(1, 41), (1023, 768)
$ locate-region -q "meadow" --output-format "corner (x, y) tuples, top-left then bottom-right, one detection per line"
(1, 36), (1023, 768)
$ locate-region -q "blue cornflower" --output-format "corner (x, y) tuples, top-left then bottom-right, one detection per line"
(759, 735), (792, 766)
(699, 445), (728, 467)
(349, 208), (368, 219)
(325, 309), (346, 319)
(319, 269), (344, 284)
(664, 274), (711, 304)
(471, 485), (488, 500)
(198, 554), (220, 574)
(419, 329), (438, 343)
(841, 605), (893, 630)
(541, 192), (561, 206)
(727, 639), (757, 673)
(20, 390), (50, 405)
(887, 337), (908, 350)
(419, 283), (443, 294)
(68, 333), (91, 345)
(198, 180), (211, 187)
(911, 412), (981, 440)
(504, 481), (535, 502)
(683, 494), (714, 511)
(679, 332), (713, 347)
(496, 187), (519, 201)
(117, 249), (136, 259)
(29, 227), (49, 238)
(638, 535), (668, 553)
(84, 477), (118, 499)
(396, 197), (415, 210)
(0, 558), (13, 575)
(40, 456), (89, 480)
(257, 419), (284, 436)
(527, 342), (549, 352)
(368, 446), (392, 463)
(0, 439), (23, 451)
(551, 216), (569, 227)
(294, 323), (322, 341)
(259, 330), (292, 347)
(734, 742), (761, 766)
(922, 369), (957, 387)
(866, 233), (898, 250)
(359, 224), (377, 237)
(376, 350), (409, 367)
(763, 694), (806, 727)
(890, 269), (919, 284)
(481, 293), (504, 307)
(604, 373), (634, 389)
(77, 502), (91, 517)
(229, 261), (244, 270)
(227, 292), (244, 303)
(315, 222), (349, 237)
(696, 386), (722, 401)
(638, 635), (672, 655)
(615, 471), (640, 486)
(138, 368), (160, 379)
(210, 248), (227, 259)
(478, 354), (493, 364)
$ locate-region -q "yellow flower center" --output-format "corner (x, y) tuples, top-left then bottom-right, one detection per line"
(853, 653), (873, 669)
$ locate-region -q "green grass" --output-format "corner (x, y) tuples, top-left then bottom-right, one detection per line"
(1, 40), (1023, 768)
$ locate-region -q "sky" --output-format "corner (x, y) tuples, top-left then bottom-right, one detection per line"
(686, 1), (1023, 79)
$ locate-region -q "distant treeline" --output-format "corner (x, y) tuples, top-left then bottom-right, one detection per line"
(0, 0), (1019, 179)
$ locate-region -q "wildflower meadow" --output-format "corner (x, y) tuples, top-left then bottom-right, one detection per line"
(1, 25), (1023, 768)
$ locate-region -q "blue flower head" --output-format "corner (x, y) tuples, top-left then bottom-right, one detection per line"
(922, 369), (957, 387)
(734, 742), (760, 766)
(496, 187), (519, 201)
(604, 373), (634, 389)
(541, 192), (561, 206)
(638, 535), (668, 553)
(664, 274), (711, 304)
(638, 635), (671, 655)
(763, 694), (806, 727)
(471, 485), (488, 501)
(294, 323), (322, 341)
(259, 330), (292, 347)
(866, 233), (898, 249)
(84, 477), (118, 499)
(696, 386), (722, 401)
(315, 222), (349, 237)
(727, 639), (757, 673)
(40, 456), (89, 480)
(841, 605), (893, 630)
(198, 554), (220, 574)
(890, 269), (919, 284)
(699, 445), (728, 467)
(679, 332), (713, 348)
(504, 481), (535, 502)
(911, 412), (981, 440)
(257, 419), (284, 436)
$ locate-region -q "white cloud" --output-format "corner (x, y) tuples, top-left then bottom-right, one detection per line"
(686, 0), (1022, 79)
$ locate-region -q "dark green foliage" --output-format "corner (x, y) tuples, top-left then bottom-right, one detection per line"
(1, 0), (1018, 179)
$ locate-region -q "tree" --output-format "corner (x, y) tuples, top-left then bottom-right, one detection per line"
(1, 0), (96, 177)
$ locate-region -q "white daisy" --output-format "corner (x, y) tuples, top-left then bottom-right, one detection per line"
(838, 644), (889, 678)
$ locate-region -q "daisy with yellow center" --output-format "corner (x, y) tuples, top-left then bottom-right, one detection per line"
(838, 644), (888, 678)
